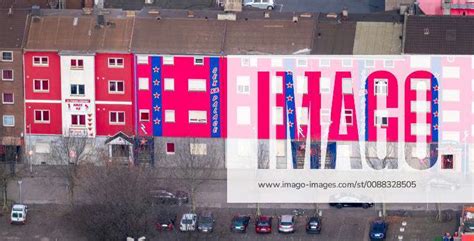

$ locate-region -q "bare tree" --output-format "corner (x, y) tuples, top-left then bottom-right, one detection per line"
(166, 138), (221, 212)
(72, 164), (156, 241)
(49, 136), (96, 205)
(0, 128), (20, 212)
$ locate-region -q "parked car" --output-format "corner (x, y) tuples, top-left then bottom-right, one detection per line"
(329, 193), (374, 209)
(243, 0), (275, 10)
(197, 211), (215, 233)
(230, 215), (251, 232)
(151, 189), (189, 205)
(329, 203), (374, 209)
(155, 212), (177, 231)
(278, 215), (295, 233)
(255, 215), (272, 234)
(306, 216), (321, 234)
(10, 204), (28, 224)
(179, 213), (197, 232)
(369, 220), (388, 240)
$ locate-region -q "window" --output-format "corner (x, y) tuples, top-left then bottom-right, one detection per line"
(2, 69), (13, 80)
(375, 110), (388, 127)
(189, 110), (207, 123)
(272, 107), (283, 125)
(297, 58), (307, 67)
(271, 76), (283, 94)
(34, 110), (50, 123)
(384, 59), (394, 68)
(2, 115), (14, 127)
(108, 58), (124, 68)
(237, 106), (251, 125)
(375, 79), (388, 96)
(164, 78), (174, 91)
(109, 80), (124, 94)
(165, 110), (175, 123)
(70, 84), (85, 95)
(236, 76), (250, 94)
(163, 56), (174, 65)
(319, 59), (330, 67)
(137, 55), (148, 64)
(1, 51), (13, 61)
(70, 59), (84, 70)
(166, 143), (175, 154)
(139, 110), (150, 122)
(138, 77), (149, 90)
(33, 56), (48, 66)
(110, 111), (125, 125)
(343, 109), (353, 125)
(188, 79), (206, 92)
(194, 57), (204, 65)
(320, 108), (331, 124)
(271, 58), (283, 67)
(297, 107), (309, 125)
(241, 57), (250, 67)
(342, 59), (352, 68)
(320, 77), (330, 94)
(2, 93), (13, 104)
(342, 78), (352, 94)
(276, 140), (286, 157)
(190, 143), (207, 155)
(296, 76), (308, 94)
(441, 154), (454, 169)
(365, 59), (375, 68)
(71, 114), (86, 126)
(33, 79), (49, 92)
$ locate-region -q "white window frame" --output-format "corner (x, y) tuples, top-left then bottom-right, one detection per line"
(365, 59), (375, 68)
(236, 106), (251, 125)
(384, 59), (394, 68)
(297, 107), (309, 125)
(189, 110), (207, 124)
(33, 79), (49, 92)
(70, 59), (84, 70)
(342, 78), (353, 94)
(165, 110), (175, 123)
(164, 78), (175, 91)
(342, 59), (353, 68)
(108, 80), (125, 94)
(296, 75), (308, 94)
(138, 77), (149, 90)
(166, 142), (175, 155)
(272, 106), (283, 125)
(163, 56), (174, 65)
(375, 110), (388, 127)
(108, 58), (124, 68)
(194, 57), (204, 65)
(1, 51), (13, 62)
(188, 79), (206, 92)
(70, 84), (85, 96)
(139, 109), (150, 122)
(236, 76), (250, 95)
(109, 111), (125, 125)
(241, 57), (250, 67)
(2, 92), (14, 104)
(34, 110), (50, 123)
(1, 69), (13, 81)
(32, 56), (48, 66)
(320, 77), (330, 94)
(190, 143), (207, 155)
(319, 59), (330, 67)
(374, 79), (388, 96)
(71, 114), (86, 127)
(2, 115), (14, 127)
(137, 55), (149, 64)
(343, 109), (353, 125)
(320, 108), (331, 125)
(296, 58), (308, 67)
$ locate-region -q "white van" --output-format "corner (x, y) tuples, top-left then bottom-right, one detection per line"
(243, 0), (275, 10)
(10, 204), (28, 224)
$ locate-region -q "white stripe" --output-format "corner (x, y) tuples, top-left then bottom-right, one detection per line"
(25, 99), (61, 103)
(95, 101), (132, 105)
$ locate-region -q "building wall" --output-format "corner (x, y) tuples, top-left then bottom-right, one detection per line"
(0, 49), (24, 144)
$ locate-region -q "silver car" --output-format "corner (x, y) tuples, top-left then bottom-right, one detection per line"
(243, 0), (275, 10)
(278, 215), (295, 233)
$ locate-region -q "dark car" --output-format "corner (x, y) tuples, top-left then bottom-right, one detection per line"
(369, 220), (387, 240)
(230, 215), (251, 233)
(151, 189), (189, 205)
(255, 216), (272, 234)
(155, 213), (177, 231)
(329, 203), (374, 209)
(197, 211), (215, 233)
(306, 216), (321, 234)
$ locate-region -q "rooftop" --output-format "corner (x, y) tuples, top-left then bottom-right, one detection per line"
(0, 8), (29, 49)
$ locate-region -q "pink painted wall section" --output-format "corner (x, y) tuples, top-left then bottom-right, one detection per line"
(419, 0), (474, 15)
(227, 56), (474, 144)
(135, 55), (227, 138)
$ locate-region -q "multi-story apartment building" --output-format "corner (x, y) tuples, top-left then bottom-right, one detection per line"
(24, 9), (135, 164)
(0, 9), (29, 164)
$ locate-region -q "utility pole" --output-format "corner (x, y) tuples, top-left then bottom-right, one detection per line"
(17, 180), (22, 203)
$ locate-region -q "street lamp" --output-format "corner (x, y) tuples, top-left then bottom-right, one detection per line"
(17, 180), (22, 203)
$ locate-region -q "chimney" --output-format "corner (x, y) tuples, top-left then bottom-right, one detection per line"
(342, 7), (348, 20)
(292, 15), (298, 23)
(8, 7), (13, 15)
